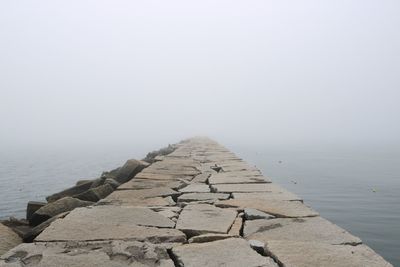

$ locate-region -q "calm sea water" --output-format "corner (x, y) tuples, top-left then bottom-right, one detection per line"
(0, 143), (399, 265)
(229, 144), (400, 266)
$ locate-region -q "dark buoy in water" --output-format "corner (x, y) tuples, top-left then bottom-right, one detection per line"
(278, 160), (282, 164)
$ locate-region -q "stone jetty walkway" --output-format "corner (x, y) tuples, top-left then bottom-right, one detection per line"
(0, 138), (393, 266)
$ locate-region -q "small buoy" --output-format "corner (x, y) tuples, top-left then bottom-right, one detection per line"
(278, 160), (282, 164)
(291, 180), (297, 184)
(372, 188), (377, 193)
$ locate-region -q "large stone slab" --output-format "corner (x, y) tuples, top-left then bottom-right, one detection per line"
(29, 197), (93, 226)
(179, 184), (210, 193)
(175, 204), (237, 236)
(216, 199), (318, 218)
(244, 217), (362, 245)
(106, 187), (180, 201)
(177, 193), (230, 203)
(46, 180), (93, 203)
(36, 206), (186, 243)
(264, 241), (393, 267)
(191, 173), (211, 183)
(37, 222), (185, 243)
(74, 184), (114, 202)
(0, 240), (175, 267)
(135, 172), (193, 181)
(209, 173), (270, 184)
(171, 238), (278, 267)
(118, 179), (186, 190)
(232, 191), (302, 201)
(100, 196), (175, 207)
(112, 159), (149, 184)
(0, 223), (22, 256)
(211, 183), (289, 193)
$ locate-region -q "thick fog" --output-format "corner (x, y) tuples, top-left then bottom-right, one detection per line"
(1, 1), (399, 151)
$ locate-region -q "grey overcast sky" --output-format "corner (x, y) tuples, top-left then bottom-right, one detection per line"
(0, 1), (399, 150)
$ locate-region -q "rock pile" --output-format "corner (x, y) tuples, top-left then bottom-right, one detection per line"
(0, 138), (393, 266)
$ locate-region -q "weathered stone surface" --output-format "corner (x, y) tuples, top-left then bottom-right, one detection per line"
(232, 190), (302, 201)
(244, 217), (362, 245)
(209, 173), (270, 184)
(179, 184), (210, 193)
(264, 241), (393, 267)
(152, 207), (181, 220)
(113, 159), (148, 184)
(89, 177), (105, 188)
(0, 240), (175, 267)
(191, 173), (211, 183)
(37, 222), (186, 243)
(0, 223), (22, 256)
(74, 184), (114, 202)
(118, 179), (186, 190)
(175, 204), (237, 237)
(211, 183), (287, 193)
(188, 234), (231, 243)
(216, 199), (318, 218)
(104, 178), (120, 189)
(36, 206), (185, 242)
(172, 238), (278, 267)
(26, 201), (46, 221)
(29, 197), (93, 226)
(244, 208), (275, 220)
(23, 212), (70, 242)
(177, 193), (230, 203)
(46, 180), (93, 202)
(100, 196), (175, 207)
(106, 187), (180, 201)
(135, 172), (193, 181)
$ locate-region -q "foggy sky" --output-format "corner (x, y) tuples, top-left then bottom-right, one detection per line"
(1, 1), (399, 150)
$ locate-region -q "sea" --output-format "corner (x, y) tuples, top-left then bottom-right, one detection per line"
(0, 142), (399, 265)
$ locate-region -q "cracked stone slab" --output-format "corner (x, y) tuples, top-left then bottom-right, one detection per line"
(118, 179), (186, 190)
(244, 208), (275, 220)
(140, 168), (200, 176)
(215, 199), (318, 218)
(191, 173), (211, 183)
(209, 172), (270, 184)
(175, 204), (237, 237)
(99, 196), (175, 207)
(264, 241), (393, 267)
(36, 221), (186, 243)
(188, 234), (232, 243)
(0, 240), (175, 267)
(135, 172), (193, 181)
(150, 207), (181, 220)
(211, 183), (291, 193)
(232, 190), (302, 202)
(244, 217), (362, 245)
(179, 184), (210, 193)
(177, 193), (230, 203)
(36, 206), (186, 243)
(105, 187), (180, 201)
(171, 238), (278, 267)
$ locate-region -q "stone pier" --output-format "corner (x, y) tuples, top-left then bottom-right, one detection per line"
(0, 138), (393, 266)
